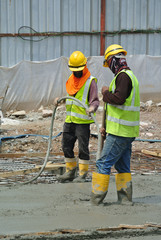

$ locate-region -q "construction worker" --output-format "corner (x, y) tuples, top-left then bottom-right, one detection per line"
(91, 44), (140, 205)
(56, 51), (99, 183)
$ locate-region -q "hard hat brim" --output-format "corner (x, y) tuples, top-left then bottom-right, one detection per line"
(104, 44), (127, 68)
(68, 64), (86, 72)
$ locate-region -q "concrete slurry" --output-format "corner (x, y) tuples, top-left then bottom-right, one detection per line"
(0, 174), (161, 239)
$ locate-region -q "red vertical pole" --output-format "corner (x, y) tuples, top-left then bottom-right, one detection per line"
(100, 0), (106, 56)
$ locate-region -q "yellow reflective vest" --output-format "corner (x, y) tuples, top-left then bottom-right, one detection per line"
(106, 70), (140, 137)
(65, 76), (97, 124)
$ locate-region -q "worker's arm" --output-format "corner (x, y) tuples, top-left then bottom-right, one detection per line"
(102, 72), (132, 105)
(87, 79), (100, 114)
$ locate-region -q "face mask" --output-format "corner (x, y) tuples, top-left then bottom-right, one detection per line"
(73, 71), (83, 78)
(109, 56), (117, 74)
(109, 54), (128, 75)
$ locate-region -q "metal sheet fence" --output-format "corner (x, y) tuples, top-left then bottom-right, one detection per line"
(0, 0), (161, 67)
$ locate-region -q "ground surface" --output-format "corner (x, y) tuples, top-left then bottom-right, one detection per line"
(0, 102), (161, 155)
(0, 175), (161, 239)
(0, 102), (161, 239)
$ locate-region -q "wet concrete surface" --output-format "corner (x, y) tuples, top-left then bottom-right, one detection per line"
(0, 174), (161, 239)
(98, 237), (161, 240)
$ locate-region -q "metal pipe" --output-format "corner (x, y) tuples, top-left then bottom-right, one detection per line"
(100, 0), (106, 56)
(1, 29), (160, 38)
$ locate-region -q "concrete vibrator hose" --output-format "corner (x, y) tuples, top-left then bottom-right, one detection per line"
(20, 96), (102, 185)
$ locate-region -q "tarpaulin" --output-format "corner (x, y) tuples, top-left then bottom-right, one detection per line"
(0, 55), (161, 111)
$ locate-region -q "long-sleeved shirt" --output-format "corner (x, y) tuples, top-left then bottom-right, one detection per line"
(103, 70), (132, 105)
(88, 79), (100, 111)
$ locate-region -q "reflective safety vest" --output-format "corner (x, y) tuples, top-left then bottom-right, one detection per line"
(65, 76), (97, 124)
(106, 70), (140, 137)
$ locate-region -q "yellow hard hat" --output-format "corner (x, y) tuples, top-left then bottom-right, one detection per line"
(103, 44), (127, 67)
(68, 51), (87, 71)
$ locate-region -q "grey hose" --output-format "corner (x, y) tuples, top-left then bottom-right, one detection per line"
(20, 96), (101, 185)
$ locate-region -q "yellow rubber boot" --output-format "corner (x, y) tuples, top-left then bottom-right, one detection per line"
(57, 158), (77, 183)
(73, 159), (89, 183)
(91, 172), (110, 205)
(115, 173), (132, 204)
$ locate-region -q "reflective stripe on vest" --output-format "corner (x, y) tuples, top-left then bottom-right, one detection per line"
(66, 76), (90, 109)
(65, 76), (96, 124)
(107, 116), (140, 127)
(66, 111), (93, 120)
(110, 70), (139, 113)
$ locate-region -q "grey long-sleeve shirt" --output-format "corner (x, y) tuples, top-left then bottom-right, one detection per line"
(88, 79), (100, 111)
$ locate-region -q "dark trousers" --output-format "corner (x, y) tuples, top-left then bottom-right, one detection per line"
(62, 122), (90, 160)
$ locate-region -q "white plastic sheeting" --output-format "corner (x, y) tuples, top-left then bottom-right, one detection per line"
(0, 57), (69, 111)
(0, 55), (161, 111)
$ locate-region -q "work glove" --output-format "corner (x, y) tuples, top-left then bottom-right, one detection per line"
(86, 105), (95, 116)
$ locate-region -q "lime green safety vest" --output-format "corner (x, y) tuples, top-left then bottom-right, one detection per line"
(65, 76), (97, 124)
(106, 70), (140, 137)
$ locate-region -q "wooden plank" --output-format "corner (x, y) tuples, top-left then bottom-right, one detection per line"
(97, 223), (157, 231)
(0, 152), (64, 158)
(0, 151), (96, 159)
(119, 224), (146, 229)
(0, 163), (65, 178)
(97, 227), (122, 231)
(9, 229), (85, 237)
(141, 149), (161, 158)
(144, 223), (161, 228)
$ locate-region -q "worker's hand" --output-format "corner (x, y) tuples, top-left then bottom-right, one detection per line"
(101, 86), (109, 95)
(86, 106), (95, 116)
(54, 97), (60, 106)
(100, 127), (106, 139)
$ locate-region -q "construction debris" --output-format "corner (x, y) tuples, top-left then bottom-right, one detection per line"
(11, 110), (26, 118)
(0, 162), (65, 178)
(141, 149), (161, 157)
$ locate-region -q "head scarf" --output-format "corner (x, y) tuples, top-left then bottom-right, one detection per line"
(109, 53), (128, 75)
(66, 65), (91, 95)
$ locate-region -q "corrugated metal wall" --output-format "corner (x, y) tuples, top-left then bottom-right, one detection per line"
(0, 0), (161, 67)
(105, 0), (161, 55)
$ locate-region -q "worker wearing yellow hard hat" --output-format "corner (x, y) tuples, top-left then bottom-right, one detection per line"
(56, 51), (99, 183)
(68, 51), (87, 72)
(91, 44), (140, 205)
(103, 44), (127, 67)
